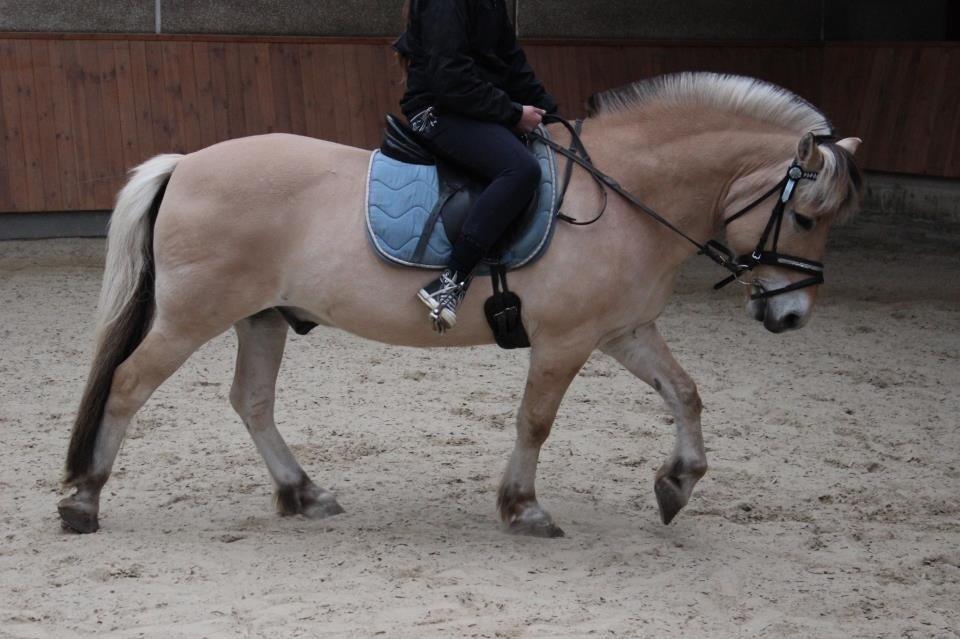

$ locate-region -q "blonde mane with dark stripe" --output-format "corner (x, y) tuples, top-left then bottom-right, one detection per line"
(589, 72), (860, 220)
(588, 72), (833, 136)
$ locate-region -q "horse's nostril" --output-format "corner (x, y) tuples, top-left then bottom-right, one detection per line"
(782, 312), (801, 329)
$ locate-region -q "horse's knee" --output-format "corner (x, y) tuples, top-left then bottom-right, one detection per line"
(228, 382), (244, 416)
(507, 154), (541, 193)
(519, 409), (553, 445)
(672, 377), (702, 417)
(230, 387), (272, 428)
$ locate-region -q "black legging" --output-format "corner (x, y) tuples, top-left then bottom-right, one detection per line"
(416, 110), (541, 274)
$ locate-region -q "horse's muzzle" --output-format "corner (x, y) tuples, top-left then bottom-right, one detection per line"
(748, 286), (809, 333)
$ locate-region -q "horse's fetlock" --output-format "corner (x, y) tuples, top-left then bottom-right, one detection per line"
(684, 457), (708, 478)
(275, 472), (313, 516)
(275, 482), (304, 516)
(497, 481), (535, 521)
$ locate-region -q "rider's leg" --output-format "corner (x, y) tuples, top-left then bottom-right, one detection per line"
(415, 111), (541, 330)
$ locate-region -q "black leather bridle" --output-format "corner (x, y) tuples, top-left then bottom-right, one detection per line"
(713, 162), (824, 299)
(530, 115), (832, 301)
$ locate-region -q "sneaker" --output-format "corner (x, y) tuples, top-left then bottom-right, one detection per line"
(417, 269), (472, 333)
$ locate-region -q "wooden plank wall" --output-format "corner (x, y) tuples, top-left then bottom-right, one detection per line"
(0, 35), (957, 213)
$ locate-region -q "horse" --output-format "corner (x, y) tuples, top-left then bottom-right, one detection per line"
(58, 72), (862, 537)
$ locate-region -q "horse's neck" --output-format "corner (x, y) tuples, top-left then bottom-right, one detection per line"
(574, 116), (795, 252)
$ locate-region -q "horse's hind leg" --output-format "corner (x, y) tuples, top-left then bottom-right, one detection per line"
(497, 338), (593, 538)
(602, 323), (707, 525)
(231, 310), (343, 519)
(59, 317), (214, 533)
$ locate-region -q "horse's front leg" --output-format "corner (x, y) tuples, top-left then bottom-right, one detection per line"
(498, 338), (593, 538)
(602, 323), (707, 525)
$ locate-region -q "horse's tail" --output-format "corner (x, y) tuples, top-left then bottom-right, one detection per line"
(64, 154), (183, 485)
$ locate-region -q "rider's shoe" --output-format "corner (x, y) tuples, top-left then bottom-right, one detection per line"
(417, 268), (472, 333)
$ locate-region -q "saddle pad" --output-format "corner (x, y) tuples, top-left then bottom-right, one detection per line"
(365, 131), (559, 274)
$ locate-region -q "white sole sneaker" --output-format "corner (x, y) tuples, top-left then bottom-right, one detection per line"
(418, 288), (456, 332)
(437, 306), (457, 329)
(417, 288), (440, 312)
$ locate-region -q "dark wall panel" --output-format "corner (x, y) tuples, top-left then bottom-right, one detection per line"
(824, 0), (950, 41)
(518, 0), (823, 40)
(0, 35), (956, 214)
(820, 44), (960, 177)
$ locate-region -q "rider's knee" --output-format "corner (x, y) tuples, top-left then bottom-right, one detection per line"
(514, 154), (542, 190)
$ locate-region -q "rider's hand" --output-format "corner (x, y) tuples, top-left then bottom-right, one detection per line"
(515, 106), (546, 134)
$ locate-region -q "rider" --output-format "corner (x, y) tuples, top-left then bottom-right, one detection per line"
(394, 0), (557, 332)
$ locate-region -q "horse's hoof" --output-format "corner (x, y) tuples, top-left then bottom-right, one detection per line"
(58, 497), (100, 534)
(507, 519), (566, 538)
(301, 496), (345, 520)
(654, 475), (685, 525)
(504, 508), (565, 538)
(276, 480), (344, 519)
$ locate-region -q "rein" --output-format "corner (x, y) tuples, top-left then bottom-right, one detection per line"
(530, 115), (832, 300)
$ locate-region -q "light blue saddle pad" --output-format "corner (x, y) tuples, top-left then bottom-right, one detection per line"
(364, 130), (559, 274)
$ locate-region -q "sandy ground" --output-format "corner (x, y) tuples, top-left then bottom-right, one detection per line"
(0, 219), (958, 638)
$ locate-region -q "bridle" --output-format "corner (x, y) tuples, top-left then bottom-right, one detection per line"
(714, 161), (825, 299)
(530, 115), (833, 301)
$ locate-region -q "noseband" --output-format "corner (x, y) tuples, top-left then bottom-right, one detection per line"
(530, 116), (833, 301)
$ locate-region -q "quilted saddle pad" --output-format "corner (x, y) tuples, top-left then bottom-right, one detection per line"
(364, 132), (559, 274)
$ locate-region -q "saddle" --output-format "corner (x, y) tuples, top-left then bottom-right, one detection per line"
(381, 114), (544, 261)
(364, 115), (559, 349)
(367, 114), (558, 273)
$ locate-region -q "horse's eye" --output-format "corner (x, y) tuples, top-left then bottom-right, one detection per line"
(792, 211), (815, 231)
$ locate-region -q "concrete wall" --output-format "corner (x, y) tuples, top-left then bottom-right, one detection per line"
(159, 0), (407, 37)
(0, 0), (953, 40)
(862, 173), (960, 227)
(0, 0), (154, 33)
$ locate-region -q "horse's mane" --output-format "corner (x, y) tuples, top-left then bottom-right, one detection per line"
(587, 72), (833, 136)
(588, 72), (861, 220)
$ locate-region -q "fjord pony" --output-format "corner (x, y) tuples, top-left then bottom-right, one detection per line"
(59, 73), (862, 537)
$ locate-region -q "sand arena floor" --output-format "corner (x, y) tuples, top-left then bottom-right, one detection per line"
(0, 220), (958, 638)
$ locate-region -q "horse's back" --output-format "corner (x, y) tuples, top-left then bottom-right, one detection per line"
(172, 132), (370, 191)
(156, 132), (370, 232)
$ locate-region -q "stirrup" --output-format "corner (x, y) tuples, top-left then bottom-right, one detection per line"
(417, 269), (469, 334)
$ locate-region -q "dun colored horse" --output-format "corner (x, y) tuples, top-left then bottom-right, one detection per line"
(59, 73), (862, 537)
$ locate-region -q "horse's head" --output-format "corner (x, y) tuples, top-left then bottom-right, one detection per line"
(725, 132), (863, 333)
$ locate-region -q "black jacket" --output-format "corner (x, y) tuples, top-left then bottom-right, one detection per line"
(395, 0), (557, 127)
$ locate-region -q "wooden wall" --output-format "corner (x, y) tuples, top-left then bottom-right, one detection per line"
(0, 34), (957, 214)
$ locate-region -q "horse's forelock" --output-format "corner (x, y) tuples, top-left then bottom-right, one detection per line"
(796, 143), (863, 224)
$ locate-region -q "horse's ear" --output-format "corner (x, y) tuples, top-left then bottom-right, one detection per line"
(797, 132), (822, 168)
(836, 137), (862, 155)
